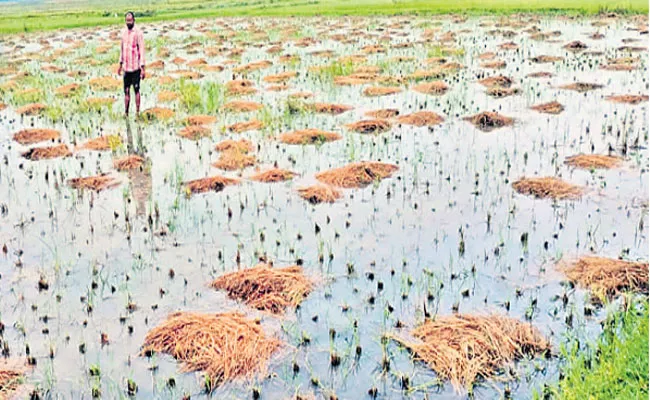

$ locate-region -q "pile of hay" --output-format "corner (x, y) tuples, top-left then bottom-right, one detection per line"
(13, 128), (60, 145)
(222, 101), (263, 113)
(498, 41), (519, 50)
(21, 144), (71, 160)
(141, 312), (281, 386)
(68, 173), (120, 192)
(559, 82), (604, 92)
(211, 264), (313, 313)
(563, 41), (588, 51)
(113, 155), (145, 171)
(279, 129), (342, 144)
(263, 71), (297, 83)
(297, 185), (342, 204)
(480, 60), (506, 69)
(486, 87), (520, 98)
(362, 86), (402, 97)
(88, 76), (121, 91)
(77, 135), (121, 151)
(531, 101), (564, 114)
(512, 177), (582, 200)
(141, 107), (175, 121)
(178, 125), (211, 140)
(55, 83), (80, 97)
(184, 175), (240, 194)
(560, 256), (648, 301)
(233, 60), (273, 73)
(365, 109), (400, 119)
(316, 161), (398, 188)
(478, 75), (512, 88)
(530, 55), (563, 63)
(606, 95), (648, 104)
(412, 81), (449, 95)
(226, 79), (257, 95)
(309, 103), (353, 115)
(0, 359), (31, 399)
(215, 139), (254, 153)
(228, 120), (265, 133)
(392, 314), (550, 391)
(396, 111), (444, 127)
(250, 168), (296, 182)
(464, 112), (514, 132)
(334, 73), (378, 86)
(184, 115), (217, 125)
(212, 150), (256, 170)
(345, 119), (392, 134)
(16, 103), (47, 116)
(564, 154), (621, 169)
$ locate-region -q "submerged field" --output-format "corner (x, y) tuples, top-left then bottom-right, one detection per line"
(0, 13), (648, 399)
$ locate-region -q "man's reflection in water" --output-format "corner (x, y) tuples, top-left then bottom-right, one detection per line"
(125, 119), (151, 218)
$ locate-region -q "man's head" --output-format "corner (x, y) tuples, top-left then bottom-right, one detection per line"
(125, 12), (135, 30)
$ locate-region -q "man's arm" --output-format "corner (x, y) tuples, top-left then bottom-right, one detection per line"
(118, 34), (124, 75)
(138, 30), (145, 78)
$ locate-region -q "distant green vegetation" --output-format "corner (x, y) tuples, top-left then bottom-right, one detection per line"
(538, 298), (649, 400)
(0, 0), (647, 34)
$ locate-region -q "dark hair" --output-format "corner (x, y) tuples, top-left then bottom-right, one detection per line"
(125, 11), (135, 19)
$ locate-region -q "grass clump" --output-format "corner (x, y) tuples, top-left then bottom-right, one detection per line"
(541, 300), (648, 400)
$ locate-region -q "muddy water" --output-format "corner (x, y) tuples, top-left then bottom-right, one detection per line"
(0, 15), (648, 399)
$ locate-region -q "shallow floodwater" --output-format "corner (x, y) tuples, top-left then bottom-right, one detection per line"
(0, 14), (648, 399)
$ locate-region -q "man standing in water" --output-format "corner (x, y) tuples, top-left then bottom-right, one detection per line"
(117, 11), (145, 118)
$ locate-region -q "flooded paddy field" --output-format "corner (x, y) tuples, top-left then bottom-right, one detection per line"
(0, 13), (648, 399)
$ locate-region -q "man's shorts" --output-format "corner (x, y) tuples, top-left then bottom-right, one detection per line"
(124, 69), (141, 93)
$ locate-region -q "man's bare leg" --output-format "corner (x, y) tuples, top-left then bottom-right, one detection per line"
(135, 92), (141, 117)
(125, 90), (130, 117)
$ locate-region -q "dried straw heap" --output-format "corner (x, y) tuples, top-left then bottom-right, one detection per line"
(68, 174), (120, 192)
(13, 128), (60, 145)
(316, 161), (398, 188)
(309, 102), (353, 115)
(250, 168), (297, 182)
(21, 144), (71, 160)
(564, 154), (621, 169)
(297, 185), (342, 204)
(184, 176), (240, 194)
(211, 263), (314, 314)
(228, 120), (264, 133)
(178, 125), (211, 140)
(559, 82), (604, 92)
(512, 177), (582, 200)
(345, 120), (392, 134)
(77, 135), (121, 151)
(141, 312), (281, 387)
(560, 256), (649, 301)
(141, 107), (175, 121)
(606, 94), (648, 104)
(0, 359), (31, 399)
(396, 111), (444, 127)
(279, 129), (342, 145)
(531, 101), (564, 114)
(464, 112), (514, 132)
(365, 109), (400, 119)
(113, 155), (145, 171)
(392, 314), (550, 392)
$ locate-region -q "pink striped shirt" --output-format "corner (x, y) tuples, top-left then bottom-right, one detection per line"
(119, 26), (145, 72)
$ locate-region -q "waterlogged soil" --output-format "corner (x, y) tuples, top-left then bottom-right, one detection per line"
(0, 14), (648, 400)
